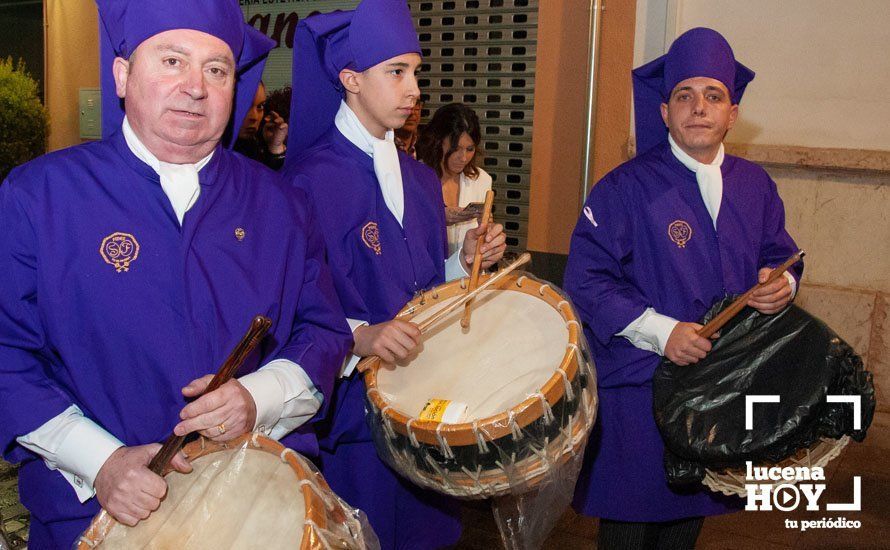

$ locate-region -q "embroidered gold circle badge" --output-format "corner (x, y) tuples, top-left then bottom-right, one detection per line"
(100, 232), (140, 272)
(362, 222), (382, 255)
(668, 220), (693, 248)
(235, 227), (246, 241)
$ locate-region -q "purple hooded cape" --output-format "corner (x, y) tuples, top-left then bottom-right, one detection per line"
(565, 29), (801, 522)
(281, 1), (461, 548)
(0, 123), (351, 548)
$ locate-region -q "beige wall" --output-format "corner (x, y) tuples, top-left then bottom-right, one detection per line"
(45, 0), (100, 152)
(673, 0), (890, 151)
(775, 169), (890, 412)
(528, 0), (637, 254)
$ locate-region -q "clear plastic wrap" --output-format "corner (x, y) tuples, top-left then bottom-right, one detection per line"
(76, 433), (378, 549)
(362, 271), (598, 548)
(653, 297), (876, 493)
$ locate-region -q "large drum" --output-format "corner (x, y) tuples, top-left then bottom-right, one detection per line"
(362, 271), (597, 498)
(77, 433), (375, 549)
(653, 297), (875, 497)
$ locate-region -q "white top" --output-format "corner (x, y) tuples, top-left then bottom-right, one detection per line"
(15, 120), (321, 502)
(446, 168), (493, 256)
(334, 101), (468, 377)
(617, 137), (797, 355)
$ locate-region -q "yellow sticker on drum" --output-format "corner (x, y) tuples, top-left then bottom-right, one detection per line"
(419, 399), (468, 423)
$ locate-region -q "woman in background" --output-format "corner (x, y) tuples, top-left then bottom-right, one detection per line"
(235, 82), (289, 169)
(417, 103), (493, 255)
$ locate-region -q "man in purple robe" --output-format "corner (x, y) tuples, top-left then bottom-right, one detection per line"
(564, 28), (803, 548)
(280, 1), (506, 548)
(0, 1), (351, 547)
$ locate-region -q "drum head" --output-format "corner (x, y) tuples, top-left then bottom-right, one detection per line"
(97, 445), (305, 549)
(376, 288), (569, 422)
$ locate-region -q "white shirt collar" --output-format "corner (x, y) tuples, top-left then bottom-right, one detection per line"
(334, 100), (396, 156)
(121, 117), (213, 174)
(668, 134), (725, 228)
(121, 117), (213, 225)
(334, 101), (405, 226)
(668, 133), (724, 172)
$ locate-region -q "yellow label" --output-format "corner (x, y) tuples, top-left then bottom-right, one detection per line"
(419, 399), (451, 422)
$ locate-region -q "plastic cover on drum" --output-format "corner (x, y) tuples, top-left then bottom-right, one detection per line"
(363, 271), (598, 549)
(653, 296), (876, 487)
(76, 433), (379, 550)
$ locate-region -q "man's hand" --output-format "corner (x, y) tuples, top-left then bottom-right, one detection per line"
(664, 322), (712, 366)
(462, 221), (507, 270)
(174, 378), (257, 441)
(353, 320), (421, 363)
(748, 267), (793, 314)
(262, 111), (288, 155)
(95, 444), (191, 526)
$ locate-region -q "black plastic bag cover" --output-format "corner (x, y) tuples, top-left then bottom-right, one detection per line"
(653, 297), (875, 485)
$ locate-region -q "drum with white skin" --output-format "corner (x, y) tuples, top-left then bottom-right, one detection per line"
(362, 271), (598, 498)
(76, 433), (376, 549)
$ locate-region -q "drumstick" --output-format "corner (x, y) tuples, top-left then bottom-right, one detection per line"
(696, 250), (805, 339)
(461, 189), (496, 329)
(147, 315), (273, 475)
(356, 252), (531, 373)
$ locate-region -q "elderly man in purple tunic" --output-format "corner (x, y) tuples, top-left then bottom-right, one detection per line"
(564, 28), (802, 548)
(280, 0), (506, 548)
(0, 1), (352, 547)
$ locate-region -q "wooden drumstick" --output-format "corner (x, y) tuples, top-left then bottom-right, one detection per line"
(147, 315), (272, 475)
(461, 189), (496, 329)
(356, 252), (531, 373)
(696, 250), (804, 339)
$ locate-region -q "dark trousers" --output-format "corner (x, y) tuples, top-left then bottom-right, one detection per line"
(598, 517), (704, 550)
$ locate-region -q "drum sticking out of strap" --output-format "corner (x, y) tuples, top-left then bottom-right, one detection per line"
(653, 295), (876, 497)
(361, 270), (598, 499)
(76, 434), (377, 549)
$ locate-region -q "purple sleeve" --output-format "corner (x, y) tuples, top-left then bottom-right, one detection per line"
(564, 177), (652, 347)
(270, 195), (353, 421)
(0, 180), (75, 461)
(758, 175), (804, 283)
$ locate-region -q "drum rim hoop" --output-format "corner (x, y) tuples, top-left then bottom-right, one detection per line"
(75, 433), (329, 549)
(364, 271), (585, 448)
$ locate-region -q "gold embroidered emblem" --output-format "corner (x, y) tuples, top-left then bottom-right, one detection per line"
(668, 220), (693, 248)
(235, 227), (246, 241)
(100, 232), (140, 272)
(361, 222), (382, 255)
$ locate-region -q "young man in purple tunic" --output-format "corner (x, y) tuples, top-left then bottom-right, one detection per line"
(0, 1), (351, 547)
(564, 28), (803, 548)
(280, 1), (506, 547)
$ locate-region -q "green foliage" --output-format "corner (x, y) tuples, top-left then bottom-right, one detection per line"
(0, 57), (49, 181)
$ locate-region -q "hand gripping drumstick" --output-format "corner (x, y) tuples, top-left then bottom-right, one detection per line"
(461, 189), (496, 329)
(147, 315), (273, 475)
(696, 250), (805, 340)
(356, 252), (532, 373)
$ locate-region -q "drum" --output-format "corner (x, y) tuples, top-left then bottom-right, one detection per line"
(653, 296), (875, 497)
(362, 271), (598, 498)
(77, 433), (374, 549)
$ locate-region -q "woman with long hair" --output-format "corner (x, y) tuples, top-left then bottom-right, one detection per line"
(416, 103), (493, 255)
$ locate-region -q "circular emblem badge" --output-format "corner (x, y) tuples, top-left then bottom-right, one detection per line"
(362, 221), (382, 255)
(100, 232), (140, 272)
(668, 220), (693, 248)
